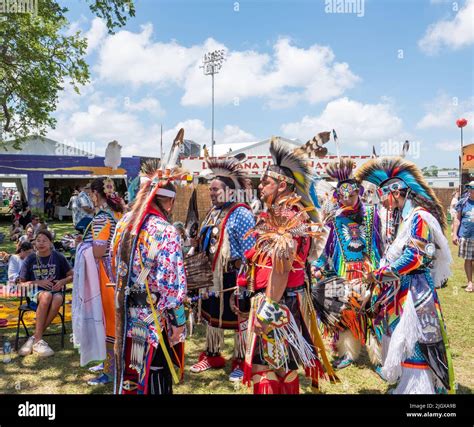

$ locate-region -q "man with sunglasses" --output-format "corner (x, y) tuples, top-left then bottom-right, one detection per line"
(356, 157), (454, 394)
(453, 181), (474, 292)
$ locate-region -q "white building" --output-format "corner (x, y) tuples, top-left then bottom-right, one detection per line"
(425, 170), (459, 189)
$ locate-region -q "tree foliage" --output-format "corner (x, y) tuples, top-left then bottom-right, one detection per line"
(0, 0), (135, 147)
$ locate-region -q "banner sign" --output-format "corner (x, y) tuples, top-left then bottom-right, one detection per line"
(182, 155), (372, 177)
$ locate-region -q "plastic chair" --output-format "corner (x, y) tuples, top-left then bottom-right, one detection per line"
(14, 285), (68, 351)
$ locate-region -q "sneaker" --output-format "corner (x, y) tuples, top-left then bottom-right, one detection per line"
(333, 355), (353, 370)
(18, 336), (35, 356)
(229, 367), (244, 382)
(88, 362), (104, 373)
(331, 356), (342, 368)
(32, 340), (54, 357)
(375, 365), (386, 381)
(87, 373), (110, 386)
(190, 355), (213, 373)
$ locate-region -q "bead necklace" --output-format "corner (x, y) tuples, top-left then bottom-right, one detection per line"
(35, 251), (54, 281)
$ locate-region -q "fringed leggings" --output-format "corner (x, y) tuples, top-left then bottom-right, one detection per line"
(205, 324), (247, 359)
(148, 340), (173, 395)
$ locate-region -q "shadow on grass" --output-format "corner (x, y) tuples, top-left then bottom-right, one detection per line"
(1, 322), (113, 395)
(455, 383), (472, 394)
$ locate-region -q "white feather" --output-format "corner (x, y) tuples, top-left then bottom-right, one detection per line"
(104, 141), (122, 170)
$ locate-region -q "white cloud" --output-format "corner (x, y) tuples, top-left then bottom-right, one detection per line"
(124, 96), (165, 116)
(84, 18), (108, 54)
(182, 38), (360, 107)
(419, 0), (474, 54)
(65, 15), (89, 37)
(161, 120), (256, 150)
(96, 23), (202, 86)
(49, 100), (254, 158)
(55, 79), (95, 113)
(416, 94), (474, 129)
(95, 24), (359, 107)
(281, 97), (403, 150)
(65, 17), (107, 55)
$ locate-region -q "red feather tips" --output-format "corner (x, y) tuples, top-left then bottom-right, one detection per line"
(456, 118), (468, 128)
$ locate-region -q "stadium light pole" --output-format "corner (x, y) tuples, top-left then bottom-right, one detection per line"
(200, 49), (225, 157)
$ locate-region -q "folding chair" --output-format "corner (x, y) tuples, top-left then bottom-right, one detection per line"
(14, 285), (68, 351)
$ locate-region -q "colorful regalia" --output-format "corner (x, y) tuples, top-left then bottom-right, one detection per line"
(238, 137), (338, 394)
(190, 157), (256, 378)
(314, 159), (383, 367)
(356, 157), (455, 394)
(72, 181), (122, 379)
(112, 129), (190, 395)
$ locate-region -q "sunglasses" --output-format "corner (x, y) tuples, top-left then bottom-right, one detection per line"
(377, 181), (407, 200)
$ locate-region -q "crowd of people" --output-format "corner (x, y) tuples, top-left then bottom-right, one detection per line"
(7, 135), (460, 396)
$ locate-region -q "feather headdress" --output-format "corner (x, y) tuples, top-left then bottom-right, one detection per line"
(325, 158), (356, 184)
(355, 157), (447, 231)
(128, 128), (191, 235)
(325, 158), (360, 202)
(294, 131), (331, 158)
(204, 156), (250, 190)
(264, 136), (320, 222)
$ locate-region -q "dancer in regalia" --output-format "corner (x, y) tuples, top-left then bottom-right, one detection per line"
(189, 157), (255, 382)
(72, 177), (124, 385)
(314, 159), (383, 370)
(112, 130), (189, 395)
(356, 157), (455, 394)
(237, 137), (338, 394)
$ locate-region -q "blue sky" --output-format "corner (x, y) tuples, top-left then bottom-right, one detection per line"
(49, 0), (474, 167)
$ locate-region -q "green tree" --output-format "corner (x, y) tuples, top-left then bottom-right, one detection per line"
(0, 0), (135, 147)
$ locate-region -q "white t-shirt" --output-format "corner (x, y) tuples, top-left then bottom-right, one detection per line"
(8, 254), (24, 282)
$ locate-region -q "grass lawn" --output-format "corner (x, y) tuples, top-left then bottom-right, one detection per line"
(0, 219), (472, 394)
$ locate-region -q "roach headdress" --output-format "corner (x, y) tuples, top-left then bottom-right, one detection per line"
(355, 156), (446, 231)
(204, 156), (250, 190)
(262, 137), (322, 222)
(325, 158), (360, 201)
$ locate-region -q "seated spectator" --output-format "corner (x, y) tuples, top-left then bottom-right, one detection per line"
(18, 227), (35, 250)
(18, 230), (73, 357)
(9, 219), (23, 241)
(8, 242), (34, 283)
(26, 215), (41, 237)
